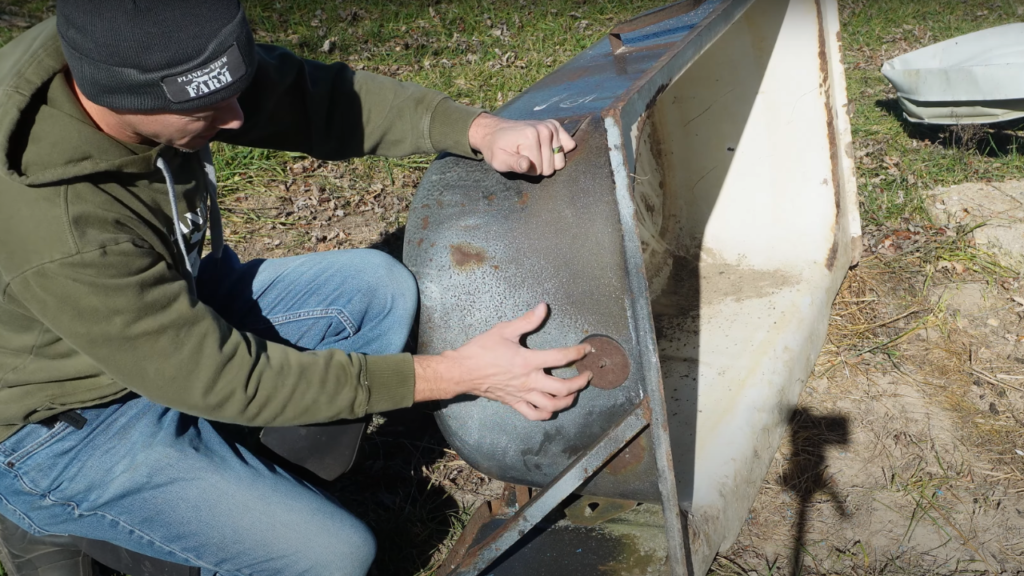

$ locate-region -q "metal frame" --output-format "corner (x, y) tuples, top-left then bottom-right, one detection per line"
(447, 400), (654, 576)
(609, 0), (705, 52)
(409, 1), (810, 574)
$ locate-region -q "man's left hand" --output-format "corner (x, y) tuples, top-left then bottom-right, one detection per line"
(468, 113), (577, 176)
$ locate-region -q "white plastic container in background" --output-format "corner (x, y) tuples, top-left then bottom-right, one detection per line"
(882, 23), (1024, 124)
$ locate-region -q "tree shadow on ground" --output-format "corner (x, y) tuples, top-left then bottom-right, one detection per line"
(876, 98), (1024, 157)
(778, 408), (850, 576)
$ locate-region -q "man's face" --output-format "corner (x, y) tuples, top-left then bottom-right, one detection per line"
(117, 97), (245, 152)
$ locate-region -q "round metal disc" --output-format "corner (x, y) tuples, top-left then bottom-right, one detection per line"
(576, 335), (631, 390)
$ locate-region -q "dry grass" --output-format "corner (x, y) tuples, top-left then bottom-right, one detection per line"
(835, 231), (1024, 483)
(714, 223), (1024, 575)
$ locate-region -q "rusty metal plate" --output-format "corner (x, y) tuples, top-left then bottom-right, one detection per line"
(437, 500), (669, 576)
(576, 335), (631, 390)
(565, 496), (638, 527)
(605, 431), (648, 476)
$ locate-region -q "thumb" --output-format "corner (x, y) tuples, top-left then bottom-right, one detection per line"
(502, 302), (548, 338)
(510, 153), (533, 174)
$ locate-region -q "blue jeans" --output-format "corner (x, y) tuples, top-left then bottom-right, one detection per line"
(0, 248), (418, 576)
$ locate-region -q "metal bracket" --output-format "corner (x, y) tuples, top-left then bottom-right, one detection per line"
(564, 496), (638, 526)
(448, 399), (652, 576)
(608, 0), (705, 53)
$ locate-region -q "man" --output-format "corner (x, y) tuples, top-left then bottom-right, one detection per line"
(0, 1), (592, 574)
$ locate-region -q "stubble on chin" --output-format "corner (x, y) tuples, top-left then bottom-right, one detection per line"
(174, 135), (215, 153)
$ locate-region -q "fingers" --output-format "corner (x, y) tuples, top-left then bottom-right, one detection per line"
(547, 119), (566, 172)
(538, 122), (556, 176)
(510, 371), (589, 421)
(485, 119), (576, 176)
(554, 121), (577, 153)
(552, 142), (566, 172)
(512, 154), (532, 173)
(548, 371), (592, 395)
(529, 372), (590, 401)
(532, 343), (592, 369)
(512, 122), (557, 176)
(519, 125), (543, 176)
(480, 302), (599, 422)
(499, 302), (548, 339)
(523, 390), (577, 413)
(512, 400), (552, 421)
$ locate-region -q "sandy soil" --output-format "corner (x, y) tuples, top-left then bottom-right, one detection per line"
(716, 183), (1024, 576)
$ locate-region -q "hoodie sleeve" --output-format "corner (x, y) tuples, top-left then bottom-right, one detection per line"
(215, 44), (484, 160)
(8, 241), (415, 425)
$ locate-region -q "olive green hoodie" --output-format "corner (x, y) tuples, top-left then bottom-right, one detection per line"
(0, 19), (483, 442)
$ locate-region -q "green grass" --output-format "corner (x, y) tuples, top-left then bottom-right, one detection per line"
(841, 0), (1024, 225)
(208, 0), (674, 238)
(6, 0), (1021, 231)
(0, 1), (52, 47)
(243, 0), (664, 109)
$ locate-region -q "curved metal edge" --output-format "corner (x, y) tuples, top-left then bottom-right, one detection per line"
(604, 115), (689, 576)
(595, 4), (766, 573)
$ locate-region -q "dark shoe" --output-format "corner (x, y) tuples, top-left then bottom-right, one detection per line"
(0, 513), (92, 576)
(260, 418), (367, 481)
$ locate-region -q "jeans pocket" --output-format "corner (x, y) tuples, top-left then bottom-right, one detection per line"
(247, 308), (357, 349)
(0, 421), (72, 470)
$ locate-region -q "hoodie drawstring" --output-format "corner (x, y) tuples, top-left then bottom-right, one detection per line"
(199, 145), (224, 259)
(155, 146), (224, 296)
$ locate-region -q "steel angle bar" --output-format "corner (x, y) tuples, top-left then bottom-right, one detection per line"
(449, 399), (652, 576)
(608, 0), (704, 52)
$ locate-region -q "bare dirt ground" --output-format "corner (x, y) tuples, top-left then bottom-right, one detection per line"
(715, 183), (1024, 576)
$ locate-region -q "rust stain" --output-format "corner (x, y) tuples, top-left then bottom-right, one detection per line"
(436, 199), (444, 208)
(450, 243), (488, 270)
(576, 335), (631, 390)
(421, 216), (430, 231)
(420, 203), (431, 210)
(489, 484), (512, 518)
(817, 0), (841, 272)
(435, 500), (495, 575)
(416, 238), (424, 248)
(491, 265), (500, 271)
(605, 433), (647, 476)
(514, 484), (531, 508)
(486, 195), (496, 203)
(644, 82), (671, 116)
(517, 192), (530, 207)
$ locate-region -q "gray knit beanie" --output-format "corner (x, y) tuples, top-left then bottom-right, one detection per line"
(56, 0), (258, 112)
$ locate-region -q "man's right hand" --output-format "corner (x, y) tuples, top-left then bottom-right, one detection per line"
(413, 303), (593, 420)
